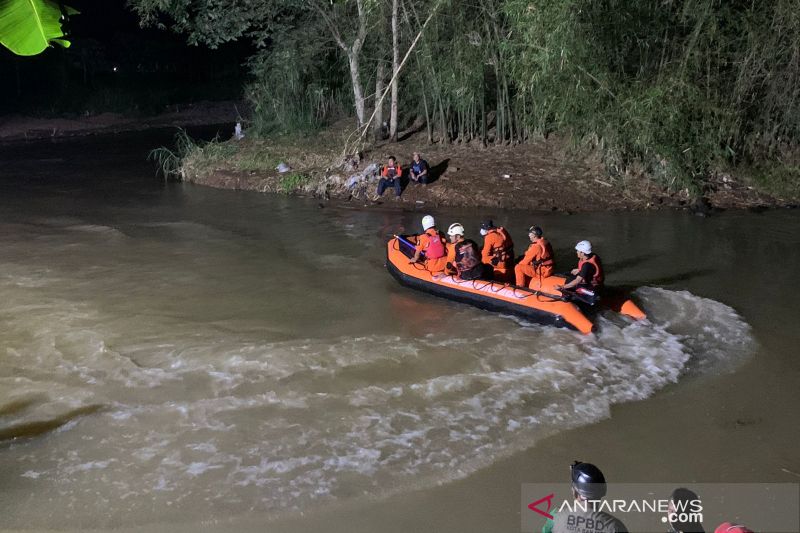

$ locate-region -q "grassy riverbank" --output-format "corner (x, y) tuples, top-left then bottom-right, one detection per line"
(174, 119), (799, 213)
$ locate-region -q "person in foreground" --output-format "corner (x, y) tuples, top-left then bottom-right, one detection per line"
(543, 461), (627, 533)
(514, 225), (555, 288)
(714, 523), (752, 533)
(409, 215), (447, 273)
(666, 488), (705, 533)
(557, 240), (604, 292)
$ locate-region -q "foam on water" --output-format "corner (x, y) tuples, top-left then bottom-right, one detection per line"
(0, 274), (757, 526)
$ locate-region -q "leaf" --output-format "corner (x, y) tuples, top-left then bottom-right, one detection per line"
(0, 0), (79, 56)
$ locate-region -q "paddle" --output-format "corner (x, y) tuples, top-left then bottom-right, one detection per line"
(395, 234), (425, 259)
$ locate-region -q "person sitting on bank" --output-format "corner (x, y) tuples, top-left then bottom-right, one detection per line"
(409, 151), (430, 185)
(409, 215), (448, 274)
(542, 461), (627, 533)
(557, 240), (604, 292)
(480, 219), (514, 282)
(374, 156), (402, 199)
(514, 226), (554, 288)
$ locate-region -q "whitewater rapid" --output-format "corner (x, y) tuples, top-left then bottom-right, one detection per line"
(0, 264), (756, 527)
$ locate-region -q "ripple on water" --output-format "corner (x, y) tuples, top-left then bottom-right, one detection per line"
(0, 282), (756, 527)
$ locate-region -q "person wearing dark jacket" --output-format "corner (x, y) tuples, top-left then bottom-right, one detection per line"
(409, 152), (430, 185)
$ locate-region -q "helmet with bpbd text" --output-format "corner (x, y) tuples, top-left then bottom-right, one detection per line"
(570, 461), (607, 500)
(447, 223), (465, 237)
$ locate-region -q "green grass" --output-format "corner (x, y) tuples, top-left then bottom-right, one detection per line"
(148, 129), (198, 179)
(150, 130), (284, 180)
(278, 173), (311, 193)
(233, 149), (281, 173)
(746, 164), (800, 200)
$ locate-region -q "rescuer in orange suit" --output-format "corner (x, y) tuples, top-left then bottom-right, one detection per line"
(444, 222), (488, 280)
(514, 226), (555, 288)
(480, 219), (514, 281)
(444, 222), (464, 276)
(410, 215), (448, 274)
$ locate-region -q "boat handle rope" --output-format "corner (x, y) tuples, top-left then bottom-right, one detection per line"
(510, 286), (563, 302)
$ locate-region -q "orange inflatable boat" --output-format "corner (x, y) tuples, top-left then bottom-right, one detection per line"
(386, 235), (645, 334)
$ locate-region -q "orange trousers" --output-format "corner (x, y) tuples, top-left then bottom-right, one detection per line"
(485, 260), (513, 282)
(515, 263), (553, 288)
(425, 256), (448, 274)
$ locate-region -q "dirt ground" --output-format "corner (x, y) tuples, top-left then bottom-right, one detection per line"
(0, 100), (243, 141)
(187, 120), (794, 213)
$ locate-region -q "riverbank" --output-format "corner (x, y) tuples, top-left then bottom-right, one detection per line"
(0, 100), (242, 142)
(178, 119), (799, 213)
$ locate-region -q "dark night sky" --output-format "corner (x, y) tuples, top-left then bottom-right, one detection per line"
(0, 0), (252, 116)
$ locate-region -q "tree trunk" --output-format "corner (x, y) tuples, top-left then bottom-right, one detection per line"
(389, 0), (400, 141)
(374, 61), (385, 140)
(422, 82), (432, 143)
(481, 83), (487, 147)
(315, 0), (368, 127)
(348, 51), (366, 126)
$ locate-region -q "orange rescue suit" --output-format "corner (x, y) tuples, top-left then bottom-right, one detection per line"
(416, 228), (448, 273)
(481, 227), (514, 281)
(514, 238), (554, 288)
(444, 241), (458, 275)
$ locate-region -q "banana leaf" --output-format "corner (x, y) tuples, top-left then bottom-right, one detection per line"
(0, 0), (78, 56)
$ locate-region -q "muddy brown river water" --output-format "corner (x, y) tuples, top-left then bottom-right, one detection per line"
(0, 130), (797, 532)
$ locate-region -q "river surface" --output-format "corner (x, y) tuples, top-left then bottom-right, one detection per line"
(0, 130), (797, 532)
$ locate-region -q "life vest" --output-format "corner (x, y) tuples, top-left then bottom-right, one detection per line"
(383, 164), (400, 179)
(455, 240), (480, 271)
(424, 228), (446, 259)
(578, 253), (604, 287)
(487, 227), (514, 260)
(533, 238), (554, 269)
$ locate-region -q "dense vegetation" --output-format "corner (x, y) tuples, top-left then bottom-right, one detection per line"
(129, 0), (800, 194)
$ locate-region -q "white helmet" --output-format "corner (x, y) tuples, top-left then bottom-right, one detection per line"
(422, 215), (436, 231)
(447, 223), (465, 237)
(575, 240), (592, 254)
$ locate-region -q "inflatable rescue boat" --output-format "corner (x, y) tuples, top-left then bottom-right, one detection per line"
(386, 235), (645, 334)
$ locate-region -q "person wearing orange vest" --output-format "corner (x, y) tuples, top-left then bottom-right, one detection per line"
(444, 222), (464, 276)
(443, 222), (488, 280)
(480, 220), (514, 281)
(557, 240), (604, 291)
(374, 156), (403, 199)
(514, 226), (555, 288)
(410, 215), (448, 273)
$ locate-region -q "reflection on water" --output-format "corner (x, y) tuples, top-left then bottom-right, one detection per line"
(0, 133), (793, 530)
